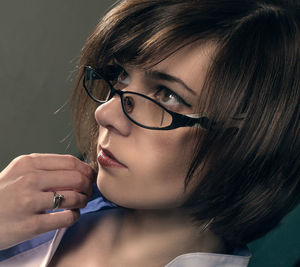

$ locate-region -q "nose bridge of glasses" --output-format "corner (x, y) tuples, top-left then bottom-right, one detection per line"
(106, 88), (123, 105)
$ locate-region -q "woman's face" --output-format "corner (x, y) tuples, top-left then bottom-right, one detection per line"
(95, 43), (215, 209)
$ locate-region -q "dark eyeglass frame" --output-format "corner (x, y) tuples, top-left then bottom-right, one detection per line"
(83, 65), (213, 130)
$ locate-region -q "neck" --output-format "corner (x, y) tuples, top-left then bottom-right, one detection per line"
(109, 207), (225, 266)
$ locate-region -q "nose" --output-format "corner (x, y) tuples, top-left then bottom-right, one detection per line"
(94, 95), (131, 136)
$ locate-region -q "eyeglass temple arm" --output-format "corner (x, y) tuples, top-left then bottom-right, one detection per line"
(186, 113), (246, 129)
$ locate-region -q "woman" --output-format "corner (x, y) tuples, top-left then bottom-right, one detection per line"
(0, 0), (299, 266)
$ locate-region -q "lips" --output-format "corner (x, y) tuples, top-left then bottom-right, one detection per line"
(97, 148), (127, 168)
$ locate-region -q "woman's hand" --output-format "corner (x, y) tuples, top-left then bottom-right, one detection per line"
(0, 153), (94, 250)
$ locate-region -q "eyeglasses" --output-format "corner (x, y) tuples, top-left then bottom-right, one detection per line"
(83, 65), (213, 130)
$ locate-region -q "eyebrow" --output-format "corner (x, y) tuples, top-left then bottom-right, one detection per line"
(144, 70), (197, 95)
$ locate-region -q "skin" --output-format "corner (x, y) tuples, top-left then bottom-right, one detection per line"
(0, 153), (94, 250)
(49, 42), (225, 266)
(96, 41), (216, 209)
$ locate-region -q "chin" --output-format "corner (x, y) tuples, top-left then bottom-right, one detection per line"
(98, 184), (182, 210)
(96, 168), (185, 209)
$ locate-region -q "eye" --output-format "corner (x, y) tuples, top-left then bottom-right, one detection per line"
(154, 86), (191, 112)
(103, 65), (130, 89)
(117, 67), (130, 85)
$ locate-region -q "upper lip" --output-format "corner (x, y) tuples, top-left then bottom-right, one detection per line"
(99, 147), (127, 167)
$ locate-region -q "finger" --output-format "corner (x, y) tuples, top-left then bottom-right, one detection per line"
(33, 169), (93, 196)
(35, 191), (89, 212)
(9, 154), (94, 178)
(30, 210), (80, 235)
(32, 154), (94, 177)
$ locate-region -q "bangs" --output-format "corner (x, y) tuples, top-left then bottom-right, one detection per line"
(80, 0), (222, 70)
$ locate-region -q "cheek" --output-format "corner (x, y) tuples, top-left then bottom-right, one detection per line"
(140, 133), (193, 181)
(98, 130), (196, 209)
(148, 128), (195, 160)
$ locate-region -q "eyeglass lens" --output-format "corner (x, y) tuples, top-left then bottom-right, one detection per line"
(85, 67), (173, 128)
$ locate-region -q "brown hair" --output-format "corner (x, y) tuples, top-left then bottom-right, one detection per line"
(71, 0), (300, 244)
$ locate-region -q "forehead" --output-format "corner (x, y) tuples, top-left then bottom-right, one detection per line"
(151, 42), (217, 95)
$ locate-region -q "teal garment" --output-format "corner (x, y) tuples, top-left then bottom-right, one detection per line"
(248, 204), (300, 267)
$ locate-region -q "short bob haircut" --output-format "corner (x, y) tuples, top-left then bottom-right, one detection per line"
(72, 0), (300, 245)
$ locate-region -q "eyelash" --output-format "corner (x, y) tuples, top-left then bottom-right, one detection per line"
(154, 86), (191, 107)
(107, 64), (191, 107)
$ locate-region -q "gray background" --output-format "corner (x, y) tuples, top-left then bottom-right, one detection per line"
(0, 0), (115, 169)
(0, 1), (299, 266)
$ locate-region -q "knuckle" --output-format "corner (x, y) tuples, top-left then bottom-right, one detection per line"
(28, 153), (40, 158)
(28, 153), (43, 169)
(65, 155), (78, 169)
(11, 154), (33, 169)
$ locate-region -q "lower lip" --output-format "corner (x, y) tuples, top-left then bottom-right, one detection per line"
(97, 150), (126, 168)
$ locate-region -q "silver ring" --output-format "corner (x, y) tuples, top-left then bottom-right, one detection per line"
(52, 191), (64, 211)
